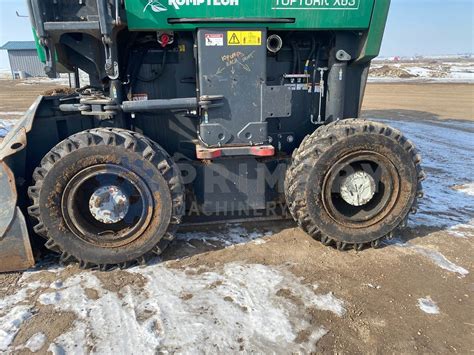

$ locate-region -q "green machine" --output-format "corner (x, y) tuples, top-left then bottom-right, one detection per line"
(0, 0), (424, 272)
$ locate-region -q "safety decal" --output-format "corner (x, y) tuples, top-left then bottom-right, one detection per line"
(227, 31), (262, 46)
(205, 33), (224, 46)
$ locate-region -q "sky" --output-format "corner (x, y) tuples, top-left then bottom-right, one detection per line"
(0, 0), (473, 68)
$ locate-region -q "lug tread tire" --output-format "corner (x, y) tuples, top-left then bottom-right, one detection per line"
(28, 128), (185, 269)
(285, 119), (424, 249)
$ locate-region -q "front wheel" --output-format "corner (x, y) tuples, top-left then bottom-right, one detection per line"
(28, 128), (185, 268)
(285, 119), (425, 250)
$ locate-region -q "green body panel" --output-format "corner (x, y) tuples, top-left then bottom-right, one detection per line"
(34, 29), (61, 66)
(33, 30), (46, 64)
(125, 0), (375, 30)
(32, 0), (390, 65)
(357, 0), (391, 61)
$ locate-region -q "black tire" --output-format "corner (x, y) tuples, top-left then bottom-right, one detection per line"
(27, 128), (185, 269)
(285, 119), (425, 250)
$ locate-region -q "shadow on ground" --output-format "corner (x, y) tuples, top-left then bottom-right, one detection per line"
(25, 220), (446, 273)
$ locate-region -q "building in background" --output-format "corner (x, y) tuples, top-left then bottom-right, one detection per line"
(0, 41), (46, 79)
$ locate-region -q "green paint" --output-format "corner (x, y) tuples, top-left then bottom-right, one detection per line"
(32, 0), (389, 64)
(357, 0), (391, 61)
(33, 30), (46, 63)
(33, 29), (59, 64)
(125, 0), (376, 30)
(125, 0), (390, 58)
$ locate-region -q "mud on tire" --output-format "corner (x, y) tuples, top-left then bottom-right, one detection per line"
(27, 128), (185, 269)
(285, 119), (425, 250)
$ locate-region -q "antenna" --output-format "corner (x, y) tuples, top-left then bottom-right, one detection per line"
(16, 11), (28, 18)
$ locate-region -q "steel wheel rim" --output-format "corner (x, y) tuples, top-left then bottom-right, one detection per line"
(321, 151), (400, 228)
(61, 164), (154, 247)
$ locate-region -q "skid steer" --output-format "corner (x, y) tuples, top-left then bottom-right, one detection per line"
(0, 0), (425, 272)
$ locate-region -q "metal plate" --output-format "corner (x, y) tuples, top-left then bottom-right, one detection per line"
(0, 207), (35, 273)
(197, 28), (268, 146)
(0, 161), (17, 237)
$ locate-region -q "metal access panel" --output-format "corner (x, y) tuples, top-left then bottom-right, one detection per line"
(197, 28), (268, 147)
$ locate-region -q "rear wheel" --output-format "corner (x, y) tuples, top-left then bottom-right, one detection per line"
(285, 119), (425, 250)
(28, 128), (185, 268)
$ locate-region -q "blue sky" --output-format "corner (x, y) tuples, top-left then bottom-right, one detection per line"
(0, 0), (473, 68)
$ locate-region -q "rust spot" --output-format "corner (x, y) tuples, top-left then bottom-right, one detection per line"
(0, 252), (35, 273)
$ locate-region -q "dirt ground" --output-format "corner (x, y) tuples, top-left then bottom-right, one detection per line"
(363, 83), (474, 121)
(0, 79), (67, 117)
(0, 79), (473, 353)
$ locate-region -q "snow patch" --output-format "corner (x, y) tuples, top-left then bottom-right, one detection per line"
(0, 280), (44, 310)
(411, 246), (469, 277)
(25, 332), (47, 352)
(388, 239), (469, 277)
(0, 119), (18, 138)
(447, 222), (474, 238)
(131, 263), (337, 352)
(177, 225), (272, 248)
(4, 263), (344, 353)
(48, 321), (88, 355)
(311, 292), (346, 317)
(38, 291), (63, 306)
(0, 306), (33, 351)
(0, 112), (25, 116)
(418, 297), (440, 315)
(377, 119), (474, 229)
(39, 273), (160, 353)
(454, 183), (474, 197)
(368, 61), (474, 83)
(406, 67), (432, 77)
(0, 273), (52, 351)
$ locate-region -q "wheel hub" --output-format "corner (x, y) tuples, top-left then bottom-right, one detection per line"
(340, 171), (376, 207)
(61, 164), (154, 247)
(321, 151), (399, 227)
(89, 185), (130, 224)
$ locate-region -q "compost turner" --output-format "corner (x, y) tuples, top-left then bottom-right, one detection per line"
(0, 0), (425, 272)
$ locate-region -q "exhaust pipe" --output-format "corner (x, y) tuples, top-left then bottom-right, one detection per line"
(267, 34), (283, 53)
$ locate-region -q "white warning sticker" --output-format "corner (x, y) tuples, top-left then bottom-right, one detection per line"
(132, 93), (148, 101)
(205, 33), (224, 47)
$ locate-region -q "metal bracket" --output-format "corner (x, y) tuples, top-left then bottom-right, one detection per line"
(196, 145), (275, 159)
(262, 85), (292, 119)
(200, 123), (232, 146)
(97, 0), (119, 79)
(336, 49), (352, 62)
(28, 0), (57, 77)
(237, 122), (268, 144)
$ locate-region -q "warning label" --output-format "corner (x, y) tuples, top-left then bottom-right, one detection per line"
(227, 31), (262, 46)
(205, 33), (224, 46)
(132, 93), (148, 101)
